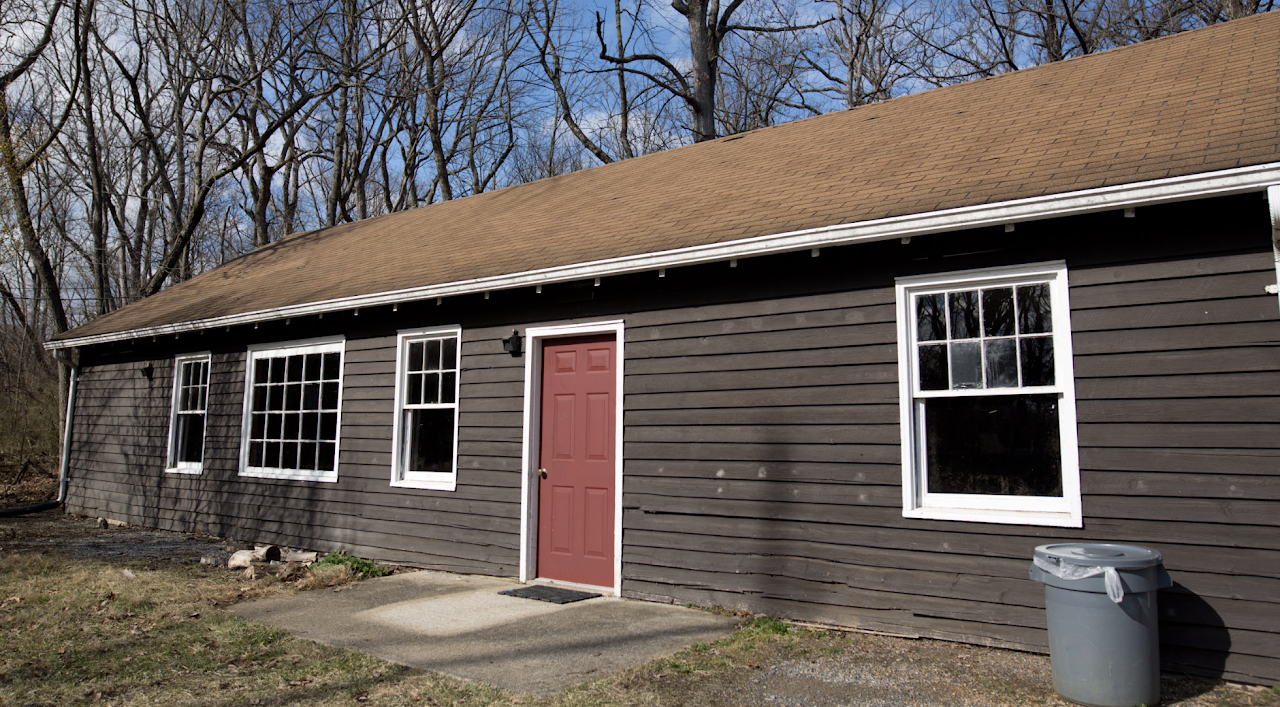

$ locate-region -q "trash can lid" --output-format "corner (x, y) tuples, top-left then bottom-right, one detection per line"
(1034, 543), (1163, 568)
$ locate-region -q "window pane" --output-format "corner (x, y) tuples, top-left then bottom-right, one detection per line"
(254, 359), (270, 384)
(304, 353), (321, 380)
(405, 408), (456, 473)
(268, 357), (285, 383)
(949, 341), (982, 389)
(984, 339), (1018, 388)
(321, 382), (339, 410)
(322, 353), (340, 380)
(408, 341), (425, 372)
(407, 373), (423, 406)
(425, 339), (442, 371)
(286, 355), (304, 382)
(197, 385), (208, 411)
(264, 441), (281, 468)
(918, 344), (948, 391)
(1017, 284), (1053, 334)
(318, 442), (336, 471)
(442, 337), (458, 368)
(268, 384), (284, 411)
(251, 413), (266, 438)
(982, 288), (1014, 337)
(320, 412), (338, 441)
(948, 290), (980, 339)
(916, 294), (946, 342)
(283, 413), (300, 440)
(1020, 336), (1056, 386)
(302, 383), (319, 410)
(441, 371), (457, 404)
(282, 442), (299, 469)
(923, 394), (1063, 496)
(285, 383), (302, 410)
(299, 442), (318, 470)
(422, 373), (441, 404)
(301, 412), (318, 440)
(249, 440), (264, 467)
(176, 414), (204, 464)
(252, 385), (267, 412)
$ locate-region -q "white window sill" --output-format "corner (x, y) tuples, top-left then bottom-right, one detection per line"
(165, 466), (202, 475)
(904, 506), (1082, 528)
(241, 467), (338, 483)
(390, 477), (456, 491)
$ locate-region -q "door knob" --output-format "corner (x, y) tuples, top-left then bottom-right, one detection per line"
(537, 468), (548, 479)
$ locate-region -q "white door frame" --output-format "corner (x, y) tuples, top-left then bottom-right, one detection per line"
(518, 319), (625, 596)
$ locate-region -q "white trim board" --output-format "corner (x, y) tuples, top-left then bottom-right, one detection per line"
(1268, 185), (1280, 315)
(46, 162), (1280, 350)
(389, 325), (463, 491)
(518, 320), (626, 597)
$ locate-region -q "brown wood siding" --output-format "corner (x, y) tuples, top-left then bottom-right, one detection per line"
(63, 194), (1280, 684)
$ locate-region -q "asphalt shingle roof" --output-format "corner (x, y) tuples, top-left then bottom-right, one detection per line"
(55, 12), (1280, 343)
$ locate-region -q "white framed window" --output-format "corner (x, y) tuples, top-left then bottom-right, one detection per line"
(895, 261), (1082, 527)
(239, 337), (345, 483)
(391, 327), (461, 491)
(167, 352), (211, 473)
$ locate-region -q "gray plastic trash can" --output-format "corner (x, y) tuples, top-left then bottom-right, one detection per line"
(1029, 543), (1173, 707)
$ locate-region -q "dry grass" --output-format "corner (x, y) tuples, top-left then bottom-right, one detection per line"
(294, 563), (355, 591)
(0, 550), (1275, 707)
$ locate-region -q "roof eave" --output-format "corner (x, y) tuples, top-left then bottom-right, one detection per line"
(46, 161), (1280, 351)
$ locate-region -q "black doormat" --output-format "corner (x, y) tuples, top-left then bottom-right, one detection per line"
(500, 585), (602, 604)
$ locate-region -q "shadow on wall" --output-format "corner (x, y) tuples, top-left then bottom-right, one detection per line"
(1159, 583), (1231, 683)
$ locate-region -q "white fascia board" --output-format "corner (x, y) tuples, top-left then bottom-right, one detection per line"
(46, 161), (1280, 350)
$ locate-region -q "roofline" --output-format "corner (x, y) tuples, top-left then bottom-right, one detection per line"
(47, 161), (1280, 351)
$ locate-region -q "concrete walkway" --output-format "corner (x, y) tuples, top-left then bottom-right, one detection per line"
(230, 570), (739, 695)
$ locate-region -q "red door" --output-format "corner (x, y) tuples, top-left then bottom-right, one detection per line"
(537, 334), (617, 587)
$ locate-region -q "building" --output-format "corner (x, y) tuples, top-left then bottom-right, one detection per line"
(48, 13), (1280, 684)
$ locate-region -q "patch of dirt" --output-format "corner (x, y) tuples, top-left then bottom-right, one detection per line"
(0, 509), (228, 564)
(646, 627), (1279, 707)
(0, 458), (58, 507)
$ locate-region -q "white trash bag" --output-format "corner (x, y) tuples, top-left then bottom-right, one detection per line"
(1033, 554), (1126, 603)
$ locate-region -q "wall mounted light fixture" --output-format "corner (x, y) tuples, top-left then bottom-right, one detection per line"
(502, 330), (523, 357)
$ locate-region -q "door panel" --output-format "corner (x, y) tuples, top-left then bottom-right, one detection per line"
(537, 334), (617, 587)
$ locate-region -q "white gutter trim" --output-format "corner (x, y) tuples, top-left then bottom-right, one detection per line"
(1268, 184), (1280, 315)
(46, 161), (1280, 350)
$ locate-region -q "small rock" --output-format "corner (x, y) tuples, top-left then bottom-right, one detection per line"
(199, 556), (219, 565)
(121, 569), (136, 580)
(251, 545), (281, 562)
(227, 550), (255, 569)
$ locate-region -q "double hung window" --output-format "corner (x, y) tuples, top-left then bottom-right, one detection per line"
(240, 338), (344, 482)
(896, 262), (1081, 527)
(167, 353), (211, 473)
(391, 327), (461, 490)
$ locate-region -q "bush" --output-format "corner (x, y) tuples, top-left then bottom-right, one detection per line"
(312, 551), (388, 578)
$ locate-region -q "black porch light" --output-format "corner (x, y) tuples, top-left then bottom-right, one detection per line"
(502, 330), (523, 357)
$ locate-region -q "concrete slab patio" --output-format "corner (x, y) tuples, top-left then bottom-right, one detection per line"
(230, 570), (739, 695)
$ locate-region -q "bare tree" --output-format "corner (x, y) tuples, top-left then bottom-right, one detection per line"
(0, 0), (73, 333)
(808, 0), (937, 107)
(595, 0), (827, 142)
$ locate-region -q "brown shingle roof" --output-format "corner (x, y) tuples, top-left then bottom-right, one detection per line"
(55, 12), (1280, 343)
